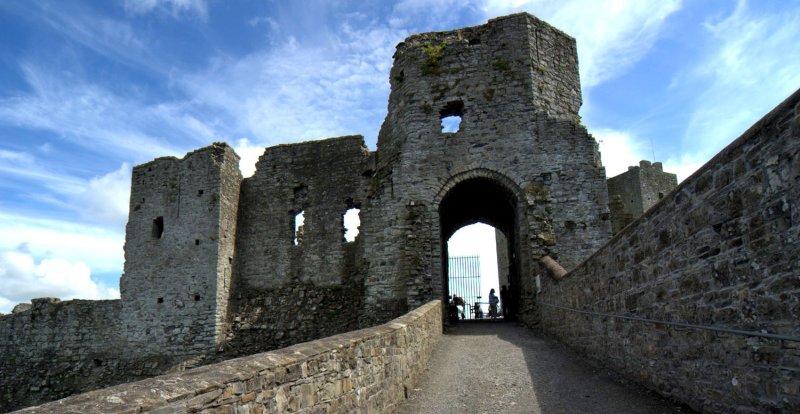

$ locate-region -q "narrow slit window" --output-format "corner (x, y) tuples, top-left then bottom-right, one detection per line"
(343, 208), (361, 242)
(152, 216), (164, 239)
(293, 210), (305, 246)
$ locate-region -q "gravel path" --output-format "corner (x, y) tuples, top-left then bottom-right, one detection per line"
(396, 321), (692, 414)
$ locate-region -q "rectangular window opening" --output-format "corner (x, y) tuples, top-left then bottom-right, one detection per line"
(440, 100), (464, 134)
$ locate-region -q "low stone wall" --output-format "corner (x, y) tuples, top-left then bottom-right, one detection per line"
(0, 298), (209, 413)
(538, 89), (799, 413)
(14, 300), (442, 414)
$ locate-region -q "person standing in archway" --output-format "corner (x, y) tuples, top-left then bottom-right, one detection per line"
(488, 288), (499, 320)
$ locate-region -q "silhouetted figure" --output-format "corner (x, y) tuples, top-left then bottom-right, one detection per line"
(447, 295), (460, 324)
(488, 288), (499, 320)
(473, 301), (483, 319)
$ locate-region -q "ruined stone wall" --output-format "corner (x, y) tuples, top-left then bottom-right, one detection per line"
(233, 136), (370, 289)
(0, 299), (122, 411)
(363, 13), (610, 324)
(217, 136), (372, 357)
(14, 301), (442, 414)
(120, 143), (241, 355)
(537, 89), (800, 413)
(0, 299), (189, 413)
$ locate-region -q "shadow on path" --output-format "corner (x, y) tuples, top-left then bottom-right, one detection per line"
(397, 321), (693, 414)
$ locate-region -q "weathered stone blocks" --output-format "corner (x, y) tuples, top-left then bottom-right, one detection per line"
(538, 89), (800, 413)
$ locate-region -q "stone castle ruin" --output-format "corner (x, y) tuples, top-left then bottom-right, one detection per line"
(2, 13), (798, 413)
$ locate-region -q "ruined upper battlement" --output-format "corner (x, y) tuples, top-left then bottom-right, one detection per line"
(377, 12), (582, 160)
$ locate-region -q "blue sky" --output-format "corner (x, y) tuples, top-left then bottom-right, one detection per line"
(0, 0), (798, 313)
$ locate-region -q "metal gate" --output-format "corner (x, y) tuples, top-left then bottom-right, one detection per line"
(448, 255), (481, 319)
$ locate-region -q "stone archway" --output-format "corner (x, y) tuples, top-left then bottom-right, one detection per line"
(435, 169), (528, 321)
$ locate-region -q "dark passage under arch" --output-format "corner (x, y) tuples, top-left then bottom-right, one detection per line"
(439, 176), (521, 321)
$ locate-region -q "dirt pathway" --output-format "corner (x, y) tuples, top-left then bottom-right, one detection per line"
(396, 321), (691, 414)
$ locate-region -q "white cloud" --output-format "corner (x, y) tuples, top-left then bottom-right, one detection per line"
(0, 250), (120, 314)
(0, 149), (34, 164)
(178, 21), (404, 148)
(0, 151), (132, 226)
(593, 128), (648, 178)
(0, 149), (86, 195)
(233, 138), (265, 178)
(30, 2), (161, 72)
(0, 64), (197, 162)
(663, 156), (704, 183)
(679, 1), (800, 159)
(481, 0), (682, 88)
(73, 164), (132, 227)
(0, 213), (124, 277)
(123, 0), (208, 20)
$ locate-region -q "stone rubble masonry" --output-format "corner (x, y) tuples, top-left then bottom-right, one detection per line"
(0, 298), (190, 411)
(537, 88), (800, 413)
(607, 160), (679, 235)
(361, 12), (610, 326)
(12, 300), (443, 414)
(234, 135), (370, 289)
(120, 142), (242, 355)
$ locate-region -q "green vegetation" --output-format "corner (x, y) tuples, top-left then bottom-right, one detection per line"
(492, 59), (511, 72)
(420, 42), (446, 75)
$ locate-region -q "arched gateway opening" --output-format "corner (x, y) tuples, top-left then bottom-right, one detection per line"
(437, 171), (525, 321)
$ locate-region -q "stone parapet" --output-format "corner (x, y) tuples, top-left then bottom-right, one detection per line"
(13, 300), (443, 414)
(537, 88), (800, 413)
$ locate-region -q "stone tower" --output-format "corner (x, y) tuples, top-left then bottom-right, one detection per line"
(120, 143), (241, 354)
(361, 13), (612, 324)
(607, 160), (678, 234)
